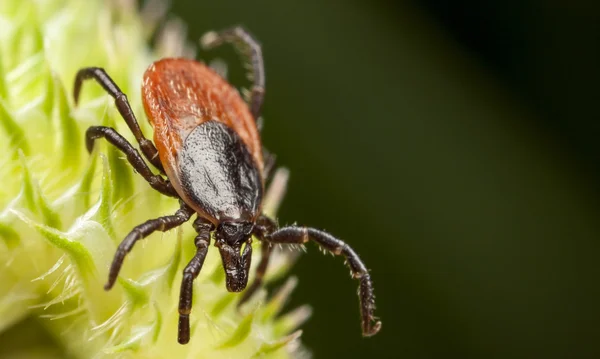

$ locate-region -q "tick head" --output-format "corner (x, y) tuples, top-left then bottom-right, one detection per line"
(216, 221), (254, 246)
(215, 221), (254, 292)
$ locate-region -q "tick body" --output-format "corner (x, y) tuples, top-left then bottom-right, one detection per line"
(74, 26), (381, 345)
(143, 59), (264, 230)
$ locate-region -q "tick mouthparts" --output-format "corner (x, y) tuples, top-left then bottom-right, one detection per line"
(218, 242), (252, 292)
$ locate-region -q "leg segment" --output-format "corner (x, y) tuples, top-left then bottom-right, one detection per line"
(74, 67), (164, 171)
(178, 218), (213, 344)
(86, 126), (176, 197)
(262, 147), (277, 181)
(105, 205), (193, 290)
(237, 215), (277, 307)
(201, 26), (265, 120)
(266, 226), (382, 337)
(237, 242), (273, 307)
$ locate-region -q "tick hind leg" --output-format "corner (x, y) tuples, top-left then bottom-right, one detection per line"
(262, 147), (277, 181)
(178, 218), (213, 344)
(86, 126), (176, 197)
(105, 204), (193, 290)
(74, 67), (164, 171)
(266, 226), (382, 337)
(201, 26), (265, 120)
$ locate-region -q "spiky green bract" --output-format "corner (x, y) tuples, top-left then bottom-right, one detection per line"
(0, 1), (308, 357)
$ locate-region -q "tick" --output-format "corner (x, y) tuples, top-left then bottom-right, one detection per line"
(73, 26), (381, 344)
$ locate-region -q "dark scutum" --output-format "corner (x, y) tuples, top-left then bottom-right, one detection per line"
(179, 120), (263, 222)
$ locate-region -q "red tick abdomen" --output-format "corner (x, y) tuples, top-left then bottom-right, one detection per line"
(141, 58), (264, 216)
(141, 58), (263, 173)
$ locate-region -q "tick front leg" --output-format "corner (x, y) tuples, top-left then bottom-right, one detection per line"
(86, 126), (176, 197)
(105, 204), (193, 290)
(237, 242), (272, 308)
(73, 67), (164, 171)
(201, 26), (265, 120)
(178, 218), (213, 344)
(266, 226), (382, 337)
(237, 215), (277, 307)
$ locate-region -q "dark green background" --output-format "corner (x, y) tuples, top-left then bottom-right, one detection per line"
(170, 1), (600, 358)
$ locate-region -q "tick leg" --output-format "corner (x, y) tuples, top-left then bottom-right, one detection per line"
(74, 67), (164, 171)
(237, 242), (272, 307)
(105, 204), (193, 290)
(201, 26), (265, 120)
(178, 217), (213, 345)
(266, 226), (382, 337)
(86, 126), (176, 197)
(262, 147), (277, 181)
(236, 215), (277, 307)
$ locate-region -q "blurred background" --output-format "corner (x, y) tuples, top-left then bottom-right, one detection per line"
(169, 1), (600, 358)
